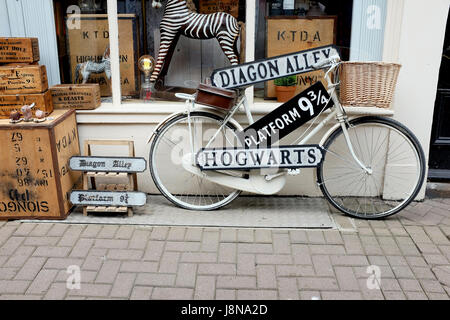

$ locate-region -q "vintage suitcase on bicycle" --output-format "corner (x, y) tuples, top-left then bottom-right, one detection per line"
(195, 83), (237, 110)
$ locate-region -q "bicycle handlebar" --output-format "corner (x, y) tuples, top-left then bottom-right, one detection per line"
(311, 55), (341, 70)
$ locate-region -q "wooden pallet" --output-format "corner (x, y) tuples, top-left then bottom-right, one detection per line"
(82, 140), (138, 217)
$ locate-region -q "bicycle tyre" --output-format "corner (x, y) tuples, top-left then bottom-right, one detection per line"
(317, 116), (426, 219)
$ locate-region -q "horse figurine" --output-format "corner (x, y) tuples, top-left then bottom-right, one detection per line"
(150, 0), (241, 85)
(74, 46), (111, 86)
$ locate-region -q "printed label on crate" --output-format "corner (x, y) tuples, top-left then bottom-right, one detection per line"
(70, 191), (147, 207)
(196, 145), (324, 171)
(69, 156), (147, 173)
(238, 82), (333, 149)
(211, 45), (339, 89)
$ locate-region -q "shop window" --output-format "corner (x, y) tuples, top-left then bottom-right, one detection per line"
(53, 0), (112, 100)
(114, 0), (247, 103)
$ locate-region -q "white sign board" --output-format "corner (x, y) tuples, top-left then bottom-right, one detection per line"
(196, 145), (324, 171)
(70, 156), (147, 173)
(211, 45), (339, 89)
(70, 191), (147, 207)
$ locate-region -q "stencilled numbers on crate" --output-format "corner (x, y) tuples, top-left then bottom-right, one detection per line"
(56, 128), (77, 153)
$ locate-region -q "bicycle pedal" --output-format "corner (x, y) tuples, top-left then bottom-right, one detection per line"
(288, 169), (301, 176)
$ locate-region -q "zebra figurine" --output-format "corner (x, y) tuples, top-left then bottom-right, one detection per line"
(151, 0), (241, 85)
(74, 46), (111, 86)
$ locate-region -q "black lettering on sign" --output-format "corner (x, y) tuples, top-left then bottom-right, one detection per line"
(11, 132), (23, 142)
(56, 129), (77, 153)
(238, 82), (333, 149)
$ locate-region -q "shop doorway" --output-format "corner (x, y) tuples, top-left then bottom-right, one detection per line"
(429, 8), (450, 180)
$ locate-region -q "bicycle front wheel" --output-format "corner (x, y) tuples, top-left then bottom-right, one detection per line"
(317, 116), (426, 219)
(149, 112), (243, 211)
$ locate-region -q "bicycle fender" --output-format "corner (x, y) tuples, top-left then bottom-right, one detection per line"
(319, 122), (342, 147)
(146, 110), (244, 144)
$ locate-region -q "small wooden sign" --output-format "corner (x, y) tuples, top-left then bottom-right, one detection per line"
(197, 145), (324, 171)
(70, 191), (147, 207)
(199, 0), (239, 19)
(211, 45), (339, 89)
(239, 81), (333, 148)
(69, 156), (147, 173)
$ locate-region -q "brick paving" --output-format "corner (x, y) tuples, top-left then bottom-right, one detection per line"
(0, 197), (449, 300)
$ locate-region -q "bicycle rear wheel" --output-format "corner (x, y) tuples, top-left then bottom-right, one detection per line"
(149, 112), (243, 211)
(317, 116), (426, 219)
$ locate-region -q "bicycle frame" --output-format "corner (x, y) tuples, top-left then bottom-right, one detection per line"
(179, 62), (372, 195)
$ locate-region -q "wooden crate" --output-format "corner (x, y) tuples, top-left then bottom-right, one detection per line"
(265, 16), (337, 98)
(0, 91), (54, 119)
(0, 38), (40, 63)
(50, 84), (101, 110)
(0, 65), (49, 95)
(0, 109), (81, 220)
(66, 14), (139, 97)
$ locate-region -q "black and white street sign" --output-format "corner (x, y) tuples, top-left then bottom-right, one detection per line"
(196, 145), (324, 171)
(70, 156), (147, 173)
(238, 82), (333, 149)
(70, 191), (147, 207)
(211, 45), (339, 89)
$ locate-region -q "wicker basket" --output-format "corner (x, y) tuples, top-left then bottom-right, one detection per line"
(339, 62), (402, 108)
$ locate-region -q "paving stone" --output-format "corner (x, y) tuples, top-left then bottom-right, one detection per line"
(398, 279), (423, 292)
(165, 241), (201, 252)
(324, 231), (344, 244)
(82, 255), (104, 271)
(273, 278), (297, 301)
(121, 261), (158, 273)
(330, 255), (369, 266)
(237, 289), (278, 300)
(181, 252), (217, 263)
(387, 256), (408, 266)
(256, 254), (293, 265)
(299, 290), (321, 300)
(129, 229), (151, 249)
(312, 255), (334, 277)
(289, 230), (307, 244)
(406, 256), (428, 267)
(404, 291), (428, 300)
(306, 231), (326, 244)
(405, 226), (433, 244)
(97, 226), (119, 239)
(216, 289), (236, 300)
(309, 245), (346, 255)
(43, 283), (68, 300)
(0, 268), (19, 280)
(15, 257), (46, 280)
(334, 267), (359, 291)
(185, 228), (203, 242)
(219, 243), (236, 264)
(143, 241), (165, 261)
(0, 237), (25, 256)
(237, 229), (254, 243)
(110, 273), (136, 298)
(130, 286), (153, 300)
(380, 278), (402, 291)
(220, 229), (236, 242)
(93, 239), (128, 249)
(44, 258), (84, 270)
(153, 287), (195, 300)
(322, 291), (363, 300)
(158, 252), (180, 273)
(297, 277), (338, 291)
(423, 254), (448, 265)
(201, 231), (220, 252)
(115, 226), (135, 240)
(80, 225), (102, 238)
(4, 246), (35, 268)
(176, 263), (197, 288)
(67, 283), (111, 297)
(368, 255), (389, 266)
(107, 249), (143, 260)
(272, 233), (290, 254)
(96, 260), (121, 284)
(417, 243), (441, 254)
(238, 243), (273, 254)
(291, 244), (312, 265)
(26, 269), (58, 295)
(198, 263), (236, 276)
(276, 265), (315, 277)
(150, 227), (169, 241)
(167, 227), (187, 241)
(55, 269), (97, 283)
(135, 273), (176, 287)
(342, 234), (364, 255)
(412, 267), (436, 280)
(58, 225), (84, 247)
(426, 292), (449, 300)
(383, 291), (407, 300)
(13, 224), (36, 236)
(432, 266), (450, 287)
(194, 276), (215, 300)
(0, 280), (31, 294)
(424, 226), (449, 245)
(254, 229), (273, 243)
(30, 224), (52, 237)
(216, 276), (256, 289)
(70, 239), (94, 258)
(256, 265), (277, 289)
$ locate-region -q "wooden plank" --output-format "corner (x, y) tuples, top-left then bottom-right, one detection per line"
(265, 17), (337, 98)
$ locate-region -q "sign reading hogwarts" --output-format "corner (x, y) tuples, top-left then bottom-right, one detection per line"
(211, 45), (339, 89)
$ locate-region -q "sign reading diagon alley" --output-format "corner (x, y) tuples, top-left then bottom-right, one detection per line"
(70, 156), (147, 173)
(211, 45), (339, 89)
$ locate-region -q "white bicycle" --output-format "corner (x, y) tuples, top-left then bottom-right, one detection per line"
(148, 56), (426, 219)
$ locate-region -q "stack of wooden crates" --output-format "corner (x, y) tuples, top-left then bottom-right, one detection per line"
(0, 38), (54, 118)
(0, 38), (81, 221)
